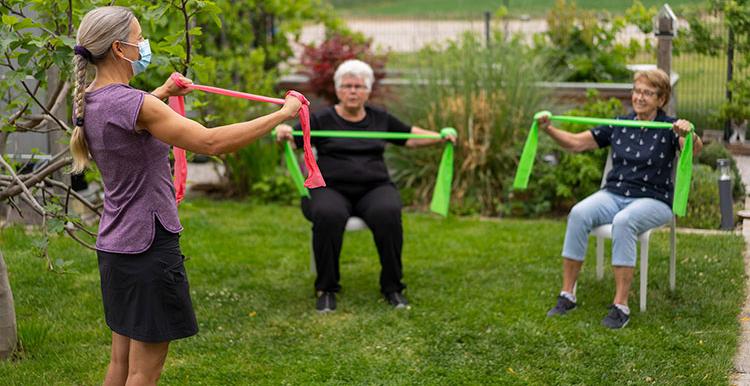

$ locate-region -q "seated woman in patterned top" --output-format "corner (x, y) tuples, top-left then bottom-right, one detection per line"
(539, 68), (703, 329)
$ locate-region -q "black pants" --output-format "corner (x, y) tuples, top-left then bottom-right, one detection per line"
(301, 182), (405, 294)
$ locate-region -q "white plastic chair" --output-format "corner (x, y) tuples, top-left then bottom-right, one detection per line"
(295, 148), (370, 274)
(309, 216), (368, 274)
(589, 150), (677, 312)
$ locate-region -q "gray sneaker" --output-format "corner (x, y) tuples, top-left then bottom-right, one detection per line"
(547, 295), (577, 317)
(316, 291), (336, 313)
(601, 305), (630, 329)
(384, 291), (410, 309)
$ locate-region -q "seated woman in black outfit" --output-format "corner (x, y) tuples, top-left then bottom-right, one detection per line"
(276, 59), (455, 312)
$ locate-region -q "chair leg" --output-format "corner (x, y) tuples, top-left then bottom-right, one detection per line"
(640, 240), (649, 312)
(669, 218), (676, 291)
(596, 236), (604, 280)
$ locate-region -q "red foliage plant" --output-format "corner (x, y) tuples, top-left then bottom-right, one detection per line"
(300, 34), (387, 104)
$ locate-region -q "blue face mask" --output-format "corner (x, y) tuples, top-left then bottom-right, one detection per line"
(119, 39), (151, 75)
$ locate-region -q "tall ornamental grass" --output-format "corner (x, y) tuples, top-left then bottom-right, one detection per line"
(388, 33), (552, 216)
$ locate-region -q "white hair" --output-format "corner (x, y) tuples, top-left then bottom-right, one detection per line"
(333, 59), (374, 91)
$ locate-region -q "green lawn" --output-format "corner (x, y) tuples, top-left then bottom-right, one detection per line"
(0, 199), (745, 384)
(329, 0), (706, 18)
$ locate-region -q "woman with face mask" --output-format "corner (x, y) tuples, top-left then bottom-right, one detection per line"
(71, 6), (301, 385)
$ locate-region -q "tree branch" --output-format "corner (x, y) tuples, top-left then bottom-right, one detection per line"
(37, 185), (98, 237)
(3, 54), (70, 133)
(43, 178), (101, 216)
(67, 0), (73, 37)
(65, 226), (96, 251)
(0, 156), (72, 201)
(181, 0), (192, 74)
(0, 156), (45, 215)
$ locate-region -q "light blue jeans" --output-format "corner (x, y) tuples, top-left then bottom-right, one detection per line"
(562, 190), (673, 267)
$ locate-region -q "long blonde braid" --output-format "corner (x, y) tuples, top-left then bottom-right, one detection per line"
(70, 53), (89, 173)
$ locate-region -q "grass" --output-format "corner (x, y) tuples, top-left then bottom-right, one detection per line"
(0, 199), (745, 384)
(328, 0), (706, 18)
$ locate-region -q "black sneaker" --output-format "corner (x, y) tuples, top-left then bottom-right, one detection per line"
(546, 295), (577, 317)
(384, 292), (410, 309)
(316, 291), (336, 313)
(602, 305), (630, 329)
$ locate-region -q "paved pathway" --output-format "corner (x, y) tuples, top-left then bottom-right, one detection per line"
(732, 155), (750, 385)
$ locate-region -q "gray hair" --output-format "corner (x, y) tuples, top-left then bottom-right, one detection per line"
(70, 6), (134, 173)
(333, 59), (374, 91)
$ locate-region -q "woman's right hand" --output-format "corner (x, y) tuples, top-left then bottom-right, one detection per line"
(275, 124), (293, 143)
(280, 95), (302, 119)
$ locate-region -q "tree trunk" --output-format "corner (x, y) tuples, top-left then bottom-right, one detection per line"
(0, 249), (18, 360)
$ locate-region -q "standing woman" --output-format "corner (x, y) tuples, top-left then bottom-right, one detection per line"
(72, 6), (301, 385)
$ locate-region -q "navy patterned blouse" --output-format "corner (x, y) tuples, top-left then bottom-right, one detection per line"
(590, 110), (679, 206)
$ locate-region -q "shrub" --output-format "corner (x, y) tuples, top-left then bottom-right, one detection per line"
(222, 138), (279, 197)
(506, 91), (624, 217)
(250, 173), (298, 205)
(696, 141), (745, 200)
(681, 164), (723, 229)
(300, 34), (387, 104)
(533, 0), (653, 82)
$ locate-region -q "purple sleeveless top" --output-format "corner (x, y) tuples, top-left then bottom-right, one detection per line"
(84, 84), (182, 253)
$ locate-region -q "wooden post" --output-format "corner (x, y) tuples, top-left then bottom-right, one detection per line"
(656, 4), (677, 116)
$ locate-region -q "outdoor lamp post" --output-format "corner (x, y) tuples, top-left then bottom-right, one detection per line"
(717, 158), (734, 230)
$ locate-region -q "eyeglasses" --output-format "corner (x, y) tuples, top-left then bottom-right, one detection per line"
(338, 84), (368, 91)
(632, 88), (658, 98)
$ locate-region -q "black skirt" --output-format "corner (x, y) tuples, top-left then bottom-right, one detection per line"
(97, 221), (198, 342)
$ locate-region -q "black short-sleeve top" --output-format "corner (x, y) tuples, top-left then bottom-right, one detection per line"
(294, 105), (412, 186)
(590, 110), (679, 206)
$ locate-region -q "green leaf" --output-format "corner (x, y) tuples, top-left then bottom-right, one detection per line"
(188, 26), (202, 36)
(2, 15), (19, 26)
(47, 218), (65, 234)
(13, 18), (38, 31)
(31, 238), (48, 251)
(17, 51), (34, 67)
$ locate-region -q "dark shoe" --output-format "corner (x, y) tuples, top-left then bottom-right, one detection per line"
(384, 291), (410, 309)
(547, 295), (577, 317)
(602, 305), (630, 329)
(316, 291), (336, 312)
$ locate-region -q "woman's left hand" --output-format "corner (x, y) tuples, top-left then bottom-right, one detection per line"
(672, 119), (692, 137)
(443, 133), (457, 144)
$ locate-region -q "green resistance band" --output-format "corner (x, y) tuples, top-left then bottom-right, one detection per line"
(512, 111), (694, 217)
(280, 128), (458, 216)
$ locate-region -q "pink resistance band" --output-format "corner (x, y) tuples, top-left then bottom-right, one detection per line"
(166, 72), (326, 204)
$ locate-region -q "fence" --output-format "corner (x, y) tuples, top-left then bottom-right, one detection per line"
(296, 10), (743, 134)
(671, 12), (748, 134)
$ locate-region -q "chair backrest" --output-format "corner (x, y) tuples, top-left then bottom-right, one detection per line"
(601, 149), (614, 189)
